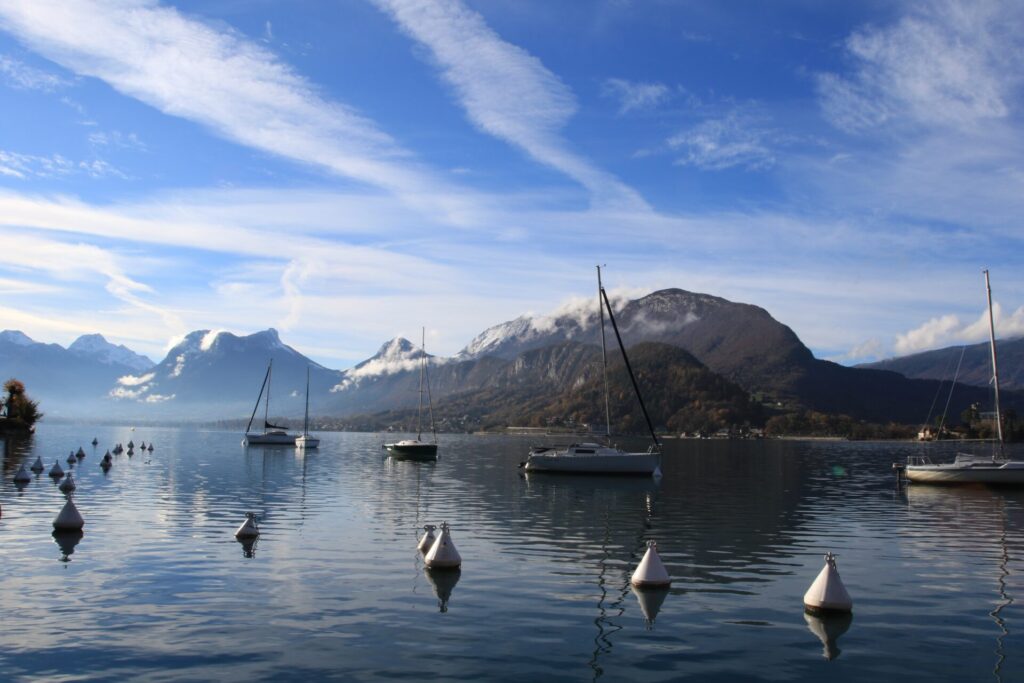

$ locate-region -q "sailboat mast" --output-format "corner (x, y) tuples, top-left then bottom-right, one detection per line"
(984, 269), (1004, 447)
(264, 359), (272, 434)
(303, 366), (310, 437)
(417, 328), (425, 441)
(246, 362), (271, 434)
(597, 265), (612, 443)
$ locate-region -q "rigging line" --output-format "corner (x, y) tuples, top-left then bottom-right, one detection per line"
(922, 346), (959, 432)
(937, 345), (968, 438)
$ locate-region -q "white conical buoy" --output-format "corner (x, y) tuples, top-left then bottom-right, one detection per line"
(235, 512), (260, 539)
(53, 497), (84, 530)
(100, 455), (111, 471)
(140, 441), (146, 450)
(631, 541), (671, 587)
(31, 456), (44, 472)
(67, 451), (77, 464)
(417, 524), (438, 553)
(14, 463), (32, 483)
(49, 461), (64, 478)
(91, 438), (98, 446)
(127, 440), (134, 449)
(148, 443), (153, 452)
(803, 552), (853, 614)
(424, 522), (462, 569)
(104, 450), (111, 459)
(76, 446), (85, 458)
(59, 472), (77, 492)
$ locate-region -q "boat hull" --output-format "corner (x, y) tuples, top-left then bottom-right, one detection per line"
(524, 445), (660, 475)
(906, 462), (1024, 484)
(296, 436), (320, 449)
(385, 442), (438, 460)
(243, 431), (297, 446)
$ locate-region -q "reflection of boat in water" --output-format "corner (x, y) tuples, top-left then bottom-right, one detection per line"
(524, 267), (661, 475)
(804, 611), (852, 661)
(243, 360), (297, 446)
(523, 471), (661, 494)
(385, 328), (438, 461)
(903, 270), (1024, 484)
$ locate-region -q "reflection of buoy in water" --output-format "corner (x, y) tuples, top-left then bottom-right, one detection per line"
(417, 524), (438, 553)
(803, 552), (853, 615)
(14, 463), (32, 483)
(631, 541), (671, 587)
(53, 497), (85, 530)
(424, 522), (461, 569)
(804, 611), (853, 660)
(53, 529), (84, 562)
(127, 447), (134, 457)
(49, 461), (64, 478)
(425, 567), (461, 612)
(59, 472), (77, 492)
(632, 584), (670, 627)
(235, 512), (260, 539)
(31, 456), (44, 473)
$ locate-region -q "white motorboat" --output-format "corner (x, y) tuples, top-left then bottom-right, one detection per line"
(296, 366), (319, 449)
(903, 270), (1019, 484)
(523, 266), (661, 476)
(384, 328), (438, 460)
(242, 359), (297, 446)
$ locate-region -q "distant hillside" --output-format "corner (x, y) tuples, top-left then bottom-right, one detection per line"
(857, 337), (1024, 391)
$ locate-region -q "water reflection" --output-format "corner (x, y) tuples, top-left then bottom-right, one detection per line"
(631, 585), (669, 628)
(804, 611), (852, 660)
(52, 529), (83, 563)
(424, 567), (460, 612)
(237, 536), (258, 559)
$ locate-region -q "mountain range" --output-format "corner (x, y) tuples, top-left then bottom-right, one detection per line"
(857, 337), (1024, 391)
(1, 288), (1019, 427)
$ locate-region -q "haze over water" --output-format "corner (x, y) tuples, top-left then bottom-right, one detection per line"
(1, 425), (1022, 681)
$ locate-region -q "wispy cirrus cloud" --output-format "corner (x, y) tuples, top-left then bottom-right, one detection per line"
(0, 53), (68, 90)
(667, 108), (778, 171)
(602, 78), (670, 114)
(372, 0), (647, 210)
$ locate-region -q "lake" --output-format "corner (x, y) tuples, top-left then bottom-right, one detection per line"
(1, 425), (1022, 681)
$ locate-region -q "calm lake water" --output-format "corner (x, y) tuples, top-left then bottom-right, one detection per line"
(1, 425), (1022, 681)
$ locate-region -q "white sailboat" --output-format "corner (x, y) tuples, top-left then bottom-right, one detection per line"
(242, 360), (297, 446)
(523, 266), (662, 475)
(903, 270), (1023, 484)
(296, 366), (319, 449)
(384, 328), (438, 460)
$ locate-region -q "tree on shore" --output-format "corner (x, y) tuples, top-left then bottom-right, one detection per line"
(2, 378), (42, 429)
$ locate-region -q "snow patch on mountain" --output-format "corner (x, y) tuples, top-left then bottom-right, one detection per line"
(68, 333), (154, 371)
(330, 336), (446, 392)
(0, 330), (35, 346)
(200, 330), (225, 351)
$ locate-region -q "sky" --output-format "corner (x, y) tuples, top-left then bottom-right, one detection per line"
(0, 0), (1022, 369)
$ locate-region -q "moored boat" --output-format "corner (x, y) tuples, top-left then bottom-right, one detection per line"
(243, 360), (297, 446)
(384, 328), (438, 460)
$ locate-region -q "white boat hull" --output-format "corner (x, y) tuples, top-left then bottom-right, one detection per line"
(524, 443), (660, 475)
(906, 461), (1024, 484)
(243, 431), (296, 446)
(296, 436), (319, 449)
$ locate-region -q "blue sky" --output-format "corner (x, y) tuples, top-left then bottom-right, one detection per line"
(0, 0), (1022, 368)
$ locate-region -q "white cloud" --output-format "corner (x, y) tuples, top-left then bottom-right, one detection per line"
(602, 78), (670, 114)
(817, 2), (1018, 133)
(117, 372), (155, 387)
(668, 109), (777, 171)
(144, 393), (175, 403)
(372, 0), (647, 210)
(894, 303), (1024, 355)
(0, 54), (68, 90)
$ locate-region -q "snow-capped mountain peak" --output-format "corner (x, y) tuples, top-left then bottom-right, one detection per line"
(0, 330), (35, 346)
(68, 333), (154, 372)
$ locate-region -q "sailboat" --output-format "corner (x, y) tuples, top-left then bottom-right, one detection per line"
(384, 328), (438, 460)
(296, 366), (319, 449)
(903, 270), (1024, 484)
(242, 360), (297, 446)
(523, 266), (662, 475)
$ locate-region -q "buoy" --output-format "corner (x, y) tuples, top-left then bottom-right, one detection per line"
(76, 446), (85, 458)
(127, 440), (134, 449)
(66, 451), (77, 464)
(632, 584), (670, 627)
(103, 452), (112, 463)
(49, 461), (64, 478)
(148, 443), (153, 452)
(59, 472), (77, 492)
(417, 524), (437, 553)
(140, 441), (146, 450)
(127, 447), (134, 456)
(235, 512), (260, 539)
(14, 463), (32, 483)
(424, 522), (461, 569)
(91, 438), (98, 446)
(104, 450), (111, 459)
(100, 456), (111, 471)
(803, 552), (853, 615)
(53, 497), (85, 530)
(31, 456), (44, 472)
(631, 541), (671, 587)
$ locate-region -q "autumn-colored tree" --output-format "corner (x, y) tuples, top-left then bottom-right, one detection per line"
(2, 378), (41, 428)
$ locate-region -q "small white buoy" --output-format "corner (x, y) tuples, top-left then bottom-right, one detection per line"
(59, 472), (77, 492)
(31, 456), (44, 472)
(417, 524), (438, 553)
(424, 522), (462, 569)
(14, 463), (32, 483)
(140, 441), (146, 450)
(49, 461), (64, 478)
(66, 451), (77, 464)
(803, 552), (853, 615)
(100, 456), (111, 471)
(127, 440), (134, 449)
(235, 512), (260, 539)
(76, 446), (85, 458)
(91, 438), (98, 446)
(631, 541), (671, 587)
(148, 443), (153, 452)
(53, 497), (85, 530)
(104, 450), (111, 459)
